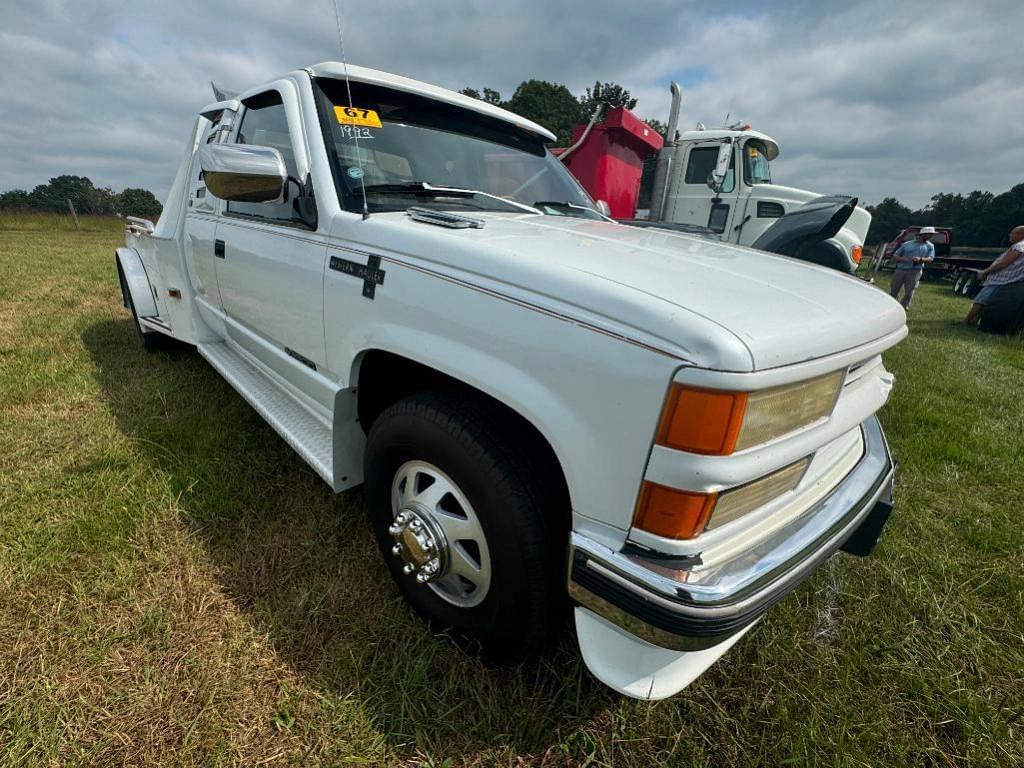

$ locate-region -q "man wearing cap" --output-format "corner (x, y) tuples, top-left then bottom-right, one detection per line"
(888, 227), (936, 308)
(964, 224), (1024, 325)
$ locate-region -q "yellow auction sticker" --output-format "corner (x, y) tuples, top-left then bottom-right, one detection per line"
(334, 106), (382, 128)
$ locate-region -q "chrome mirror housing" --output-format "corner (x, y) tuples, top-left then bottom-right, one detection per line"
(198, 144), (288, 204)
(707, 141), (733, 194)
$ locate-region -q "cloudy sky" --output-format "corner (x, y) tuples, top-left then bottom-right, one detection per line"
(1, 0), (1021, 209)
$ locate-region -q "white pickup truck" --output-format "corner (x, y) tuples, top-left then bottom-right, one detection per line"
(116, 62), (907, 700)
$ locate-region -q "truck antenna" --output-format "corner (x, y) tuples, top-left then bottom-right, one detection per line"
(331, 0), (370, 220)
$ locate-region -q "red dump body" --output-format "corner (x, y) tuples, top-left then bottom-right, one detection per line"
(554, 108), (663, 219)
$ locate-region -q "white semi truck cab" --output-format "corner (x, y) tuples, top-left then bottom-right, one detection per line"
(646, 83), (870, 272)
(115, 62), (905, 700)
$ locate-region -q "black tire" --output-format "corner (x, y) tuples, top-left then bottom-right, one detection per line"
(979, 280), (1024, 335)
(963, 273), (982, 299)
(364, 389), (567, 661)
(959, 272), (975, 296)
(953, 272), (967, 295)
(127, 290), (162, 352)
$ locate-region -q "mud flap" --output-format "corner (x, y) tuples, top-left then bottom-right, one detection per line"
(574, 608), (757, 700)
(840, 475), (894, 557)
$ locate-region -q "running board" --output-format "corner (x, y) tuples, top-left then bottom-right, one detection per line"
(198, 340), (335, 487)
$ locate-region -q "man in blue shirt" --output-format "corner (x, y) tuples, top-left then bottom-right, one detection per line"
(889, 227), (936, 308)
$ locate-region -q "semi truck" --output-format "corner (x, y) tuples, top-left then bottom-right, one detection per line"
(558, 83), (871, 273)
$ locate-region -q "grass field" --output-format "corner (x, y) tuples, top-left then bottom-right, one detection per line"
(1, 213), (1022, 767)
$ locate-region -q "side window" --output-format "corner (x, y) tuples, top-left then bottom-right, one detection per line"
(191, 117), (222, 212)
(227, 90), (300, 224)
(744, 144), (772, 185)
(684, 146), (735, 193)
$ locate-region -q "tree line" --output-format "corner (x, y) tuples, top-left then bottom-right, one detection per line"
(459, 80), (655, 146)
(0, 175), (163, 219)
(865, 186), (1024, 247)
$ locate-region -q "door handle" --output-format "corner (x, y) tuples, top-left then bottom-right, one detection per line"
(214, 239), (225, 259)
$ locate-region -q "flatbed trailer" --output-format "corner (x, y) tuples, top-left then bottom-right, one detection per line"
(866, 226), (999, 294)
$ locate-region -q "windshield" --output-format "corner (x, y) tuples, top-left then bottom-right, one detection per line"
(315, 78), (598, 217)
(745, 144), (772, 184)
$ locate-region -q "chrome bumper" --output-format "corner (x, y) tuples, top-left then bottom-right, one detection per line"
(569, 415), (895, 651)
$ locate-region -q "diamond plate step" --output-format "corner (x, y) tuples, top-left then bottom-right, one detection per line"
(198, 341), (333, 486)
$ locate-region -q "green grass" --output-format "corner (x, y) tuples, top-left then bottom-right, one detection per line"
(1, 213), (1021, 767)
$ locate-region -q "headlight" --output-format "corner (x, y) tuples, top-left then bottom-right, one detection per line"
(632, 458), (810, 540)
(706, 458), (810, 530)
(655, 370), (844, 455)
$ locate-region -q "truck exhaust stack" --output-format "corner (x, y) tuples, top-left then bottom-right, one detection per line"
(649, 81), (682, 222)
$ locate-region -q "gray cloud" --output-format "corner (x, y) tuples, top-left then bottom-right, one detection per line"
(0, 0), (1020, 208)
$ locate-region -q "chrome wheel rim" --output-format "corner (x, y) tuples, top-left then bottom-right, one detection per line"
(389, 460), (492, 608)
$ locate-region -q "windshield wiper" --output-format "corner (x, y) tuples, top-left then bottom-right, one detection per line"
(358, 181), (541, 215)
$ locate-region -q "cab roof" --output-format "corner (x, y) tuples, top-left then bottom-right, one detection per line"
(678, 127), (779, 160)
(306, 62), (557, 143)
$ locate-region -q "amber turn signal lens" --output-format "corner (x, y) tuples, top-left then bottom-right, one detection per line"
(633, 481), (717, 540)
(851, 245), (863, 264)
(656, 385), (747, 455)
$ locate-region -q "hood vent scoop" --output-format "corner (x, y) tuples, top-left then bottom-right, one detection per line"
(407, 207), (485, 230)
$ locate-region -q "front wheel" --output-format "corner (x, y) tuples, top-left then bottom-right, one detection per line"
(364, 390), (566, 661)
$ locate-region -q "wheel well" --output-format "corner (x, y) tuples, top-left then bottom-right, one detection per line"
(355, 349), (571, 515)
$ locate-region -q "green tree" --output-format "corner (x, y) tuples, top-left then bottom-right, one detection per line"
(0, 189), (30, 209)
(505, 80), (583, 145)
(865, 197), (914, 244)
(117, 188), (163, 219)
(24, 175), (117, 215)
(975, 183), (1024, 247)
(578, 81), (637, 119)
(459, 87), (504, 106)
(28, 175), (94, 212)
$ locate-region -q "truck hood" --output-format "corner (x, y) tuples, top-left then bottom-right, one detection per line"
(343, 212), (906, 372)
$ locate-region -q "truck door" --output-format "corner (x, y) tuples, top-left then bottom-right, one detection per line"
(185, 116), (226, 336)
(666, 142), (739, 237)
(735, 142), (782, 247)
(215, 86), (328, 369)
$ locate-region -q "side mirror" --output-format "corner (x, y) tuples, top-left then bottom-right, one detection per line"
(198, 144), (287, 204)
(706, 141), (733, 193)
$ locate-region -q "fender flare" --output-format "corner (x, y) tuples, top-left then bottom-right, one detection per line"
(751, 195), (858, 272)
(115, 247), (158, 318)
(348, 339), (586, 509)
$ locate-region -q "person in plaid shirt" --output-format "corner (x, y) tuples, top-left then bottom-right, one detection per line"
(965, 225), (1024, 325)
